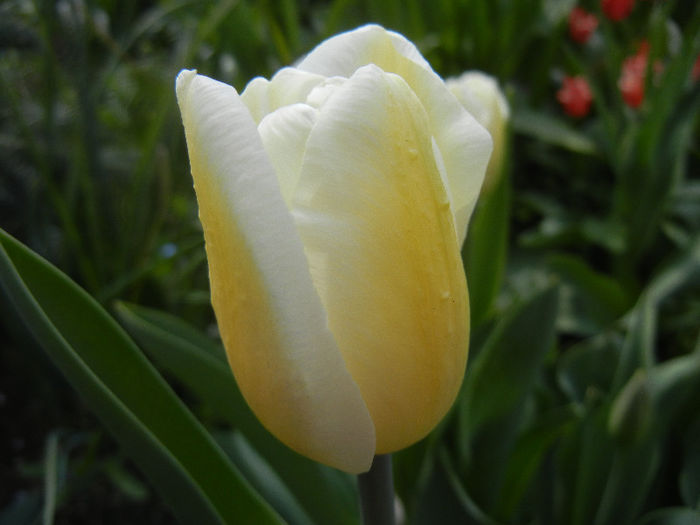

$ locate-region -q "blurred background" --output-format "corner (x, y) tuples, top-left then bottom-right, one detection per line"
(1, 0), (699, 523)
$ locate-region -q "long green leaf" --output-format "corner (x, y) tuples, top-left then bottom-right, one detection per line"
(458, 286), (559, 510)
(115, 301), (361, 525)
(638, 508), (700, 525)
(459, 285), (559, 443)
(217, 431), (315, 525)
(464, 167), (511, 327)
(0, 229), (283, 525)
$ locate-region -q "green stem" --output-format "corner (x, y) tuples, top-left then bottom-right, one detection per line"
(358, 454), (395, 525)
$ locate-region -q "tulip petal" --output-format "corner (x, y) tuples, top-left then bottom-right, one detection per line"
(298, 24), (492, 243)
(297, 24), (432, 74)
(447, 72), (509, 194)
(175, 70), (375, 473)
(241, 67), (326, 124)
(258, 103), (318, 206)
(292, 65), (469, 453)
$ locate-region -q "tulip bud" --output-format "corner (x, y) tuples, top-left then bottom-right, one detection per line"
(175, 25), (492, 473)
(446, 72), (509, 195)
(568, 7), (599, 44)
(557, 75), (593, 118)
(601, 0), (636, 22)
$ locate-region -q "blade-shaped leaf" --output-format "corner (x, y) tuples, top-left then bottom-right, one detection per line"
(464, 168), (511, 327)
(459, 285), (559, 443)
(556, 332), (623, 403)
(458, 286), (559, 509)
(216, 431), (314, 525)
(637, 508), (700, 525)
(0, 229), (283, 525)
(115, 301), (361, 525)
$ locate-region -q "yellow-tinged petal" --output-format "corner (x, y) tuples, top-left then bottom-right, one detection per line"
(291, 65), (469, 454)
(175, 70), (375, 473)
(297, 25), (493, 244)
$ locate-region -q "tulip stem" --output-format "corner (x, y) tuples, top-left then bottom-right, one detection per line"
(358, 454), (395, 525)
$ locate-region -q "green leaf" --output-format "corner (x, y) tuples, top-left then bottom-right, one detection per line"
(460, 285), (559, 442)
(115, 301), (361, 525)
(613, 236), (700, 392)
(458, 286), (559, 509)
(638, 508), (700, 525)
(410, 446), (499, 525)
(0, 229), (283, 525)
(608, 369), (653, 445)
(556, 333), (623, 403)
(649, 352), (700, 430)
(498, 406), (578, 519)
(680, 417), (700, 509)
(556, 403), (616, 525)
(0, 491), (42, 525)
(114, 301), (254, 429)
(547, 254), (630, 335)
(42, 432), (59, 525)
(216, 432), (314, 525)
(593, 437), (661, 525)
(612, 298), (656, 394)
(512, 109), (598, 156)
(464, 168), (511, 327)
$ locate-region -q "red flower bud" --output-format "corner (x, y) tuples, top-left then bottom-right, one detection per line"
(569, 7), (599, 44)
(619, 71), (644, 108)
(601, 0), (636, 21)
(557, 75), (593, 118)
(618, 41), (662, 108)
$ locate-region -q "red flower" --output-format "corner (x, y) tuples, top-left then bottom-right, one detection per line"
(619, 70), (644, 108)
(618, 41), (662, 108)
(601, 0), (635, 21)
(569, 7), (599, 44)
(557, 75), (593, 118)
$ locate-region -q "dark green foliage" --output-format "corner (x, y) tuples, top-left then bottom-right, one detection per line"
(1, 0), (698, 523)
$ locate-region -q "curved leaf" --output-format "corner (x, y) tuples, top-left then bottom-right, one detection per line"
(115, 301), (361, 525)
(0, 229), (283, 525)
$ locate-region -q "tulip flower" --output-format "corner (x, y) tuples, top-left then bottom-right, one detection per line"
(568, 7), (599, 44)
(619, 41), (663, 108)
(446, 71), (509, 194)
(175, 25), (492, 473)
(601, 0), (635, 21)
(557, 75), (593, 118)
(619, 65), (645, 108)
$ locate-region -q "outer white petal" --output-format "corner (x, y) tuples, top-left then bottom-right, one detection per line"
(175, 70), (374, 473)
(292, 65), (469, 454)
(297, 24), (432, 75)
(447, 71), (509, 194)
(241, 67), (326, 124)
(297, 25), (492, 244)
(447, 71), (510, 131)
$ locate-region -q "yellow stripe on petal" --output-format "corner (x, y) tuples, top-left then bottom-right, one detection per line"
(176, 70), (375, 473)
(292, 65), (469, 453)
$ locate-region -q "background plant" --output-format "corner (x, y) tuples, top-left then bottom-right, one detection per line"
(1, 0), (698, 524)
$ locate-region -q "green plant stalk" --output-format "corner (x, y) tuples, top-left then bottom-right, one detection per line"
(358, 454), (395, 525)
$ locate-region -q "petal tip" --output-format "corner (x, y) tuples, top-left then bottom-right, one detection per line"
(175, 69), (198, 102)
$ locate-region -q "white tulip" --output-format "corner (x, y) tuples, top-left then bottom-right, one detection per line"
(176, 24), (492, 473)
(447, 71), (509, 194)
